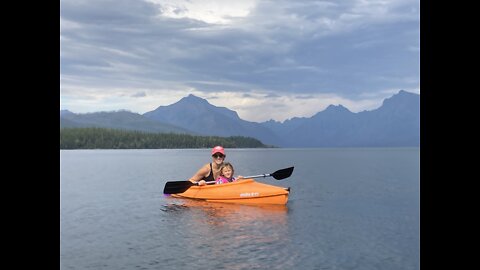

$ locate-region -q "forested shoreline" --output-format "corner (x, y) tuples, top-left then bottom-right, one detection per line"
(60, 127), (270, 149)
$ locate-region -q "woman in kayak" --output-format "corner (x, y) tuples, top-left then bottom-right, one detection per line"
(188, 146), (226, 186)
(215, 162), (242, 184)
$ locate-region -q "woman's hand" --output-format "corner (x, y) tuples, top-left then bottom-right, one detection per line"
(197, 180), (206, 186)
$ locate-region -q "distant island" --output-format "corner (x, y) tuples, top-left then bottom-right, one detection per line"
(60, 127), (270, 149)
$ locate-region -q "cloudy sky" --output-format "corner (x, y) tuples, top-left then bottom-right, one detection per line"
(60, 0), (419, 122)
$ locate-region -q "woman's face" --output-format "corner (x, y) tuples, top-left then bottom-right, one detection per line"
(212, 153), (225, 165)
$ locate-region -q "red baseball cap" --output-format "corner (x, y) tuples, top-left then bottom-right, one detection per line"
(211, 146), (225, 155)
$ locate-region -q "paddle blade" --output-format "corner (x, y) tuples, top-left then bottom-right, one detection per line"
(163, 181), (195, 194)
(271, 166), (294, 180)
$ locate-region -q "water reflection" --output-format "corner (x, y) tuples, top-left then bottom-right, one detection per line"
(160, 198), (294, 270)
(161, 198), (288, 228)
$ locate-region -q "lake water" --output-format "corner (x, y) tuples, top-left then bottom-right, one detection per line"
(60, 148), (419, 270)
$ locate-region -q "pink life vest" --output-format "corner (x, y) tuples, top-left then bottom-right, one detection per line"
(215, 176), (236, 184)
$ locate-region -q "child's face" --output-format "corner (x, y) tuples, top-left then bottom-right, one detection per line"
(222, 167), (233, 178)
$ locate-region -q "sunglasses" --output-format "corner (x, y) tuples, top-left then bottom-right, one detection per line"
(212, 154), (225, 159)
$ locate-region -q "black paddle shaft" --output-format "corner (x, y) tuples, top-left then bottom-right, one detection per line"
(244, 166), (294, 180)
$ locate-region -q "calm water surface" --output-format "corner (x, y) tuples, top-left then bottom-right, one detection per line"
(60, 148), (419, 270)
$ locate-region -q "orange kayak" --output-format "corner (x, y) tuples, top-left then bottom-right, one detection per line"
(171, 178), (289, 205)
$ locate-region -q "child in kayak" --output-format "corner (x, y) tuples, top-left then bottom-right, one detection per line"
(216, 162), (242, 184)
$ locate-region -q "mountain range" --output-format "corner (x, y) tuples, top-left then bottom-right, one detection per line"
(60, 90), (420, 147)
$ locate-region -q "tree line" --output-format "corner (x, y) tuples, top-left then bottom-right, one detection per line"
(60, 127), (270, 149)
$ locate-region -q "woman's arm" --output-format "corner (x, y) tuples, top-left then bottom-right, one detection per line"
(188, 163), (209, 185)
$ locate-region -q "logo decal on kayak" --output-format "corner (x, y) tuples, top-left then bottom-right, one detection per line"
(239, 192), (259, 197)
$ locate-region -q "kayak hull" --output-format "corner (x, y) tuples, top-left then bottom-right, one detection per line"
(171, 178), (289, 205)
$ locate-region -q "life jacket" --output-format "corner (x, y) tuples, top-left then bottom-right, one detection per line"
(215, 176), (236, 184)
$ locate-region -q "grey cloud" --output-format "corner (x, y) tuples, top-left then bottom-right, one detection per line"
(61, 0), (419, 101)
(131, 91), (147, 97)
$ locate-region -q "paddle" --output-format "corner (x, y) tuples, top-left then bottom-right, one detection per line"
(163, 166), (294, 194)
(244, 166), (294, 180)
